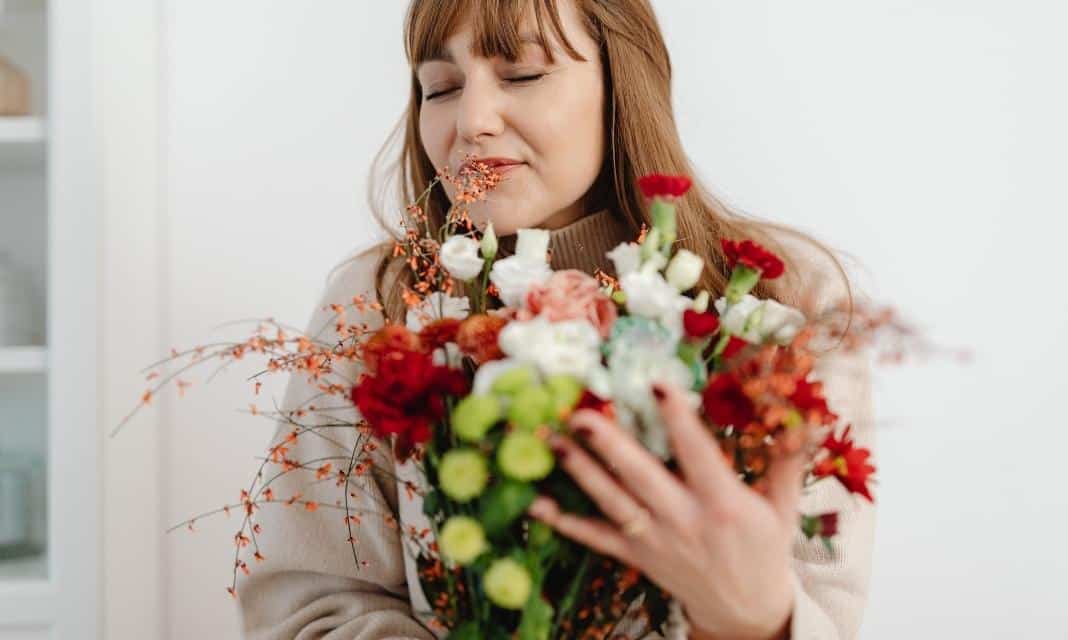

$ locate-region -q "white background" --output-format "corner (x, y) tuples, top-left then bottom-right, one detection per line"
(94, 1), (1068, 638)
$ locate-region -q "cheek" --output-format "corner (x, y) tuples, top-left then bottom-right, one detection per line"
(528, 77), (604, 181)
(419, 108), (451, 170)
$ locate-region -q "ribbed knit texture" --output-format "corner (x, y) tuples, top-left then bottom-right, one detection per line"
(497, 208), (637, 274)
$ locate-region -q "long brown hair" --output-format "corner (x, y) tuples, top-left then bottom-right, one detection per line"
(359, 0), (853, 325)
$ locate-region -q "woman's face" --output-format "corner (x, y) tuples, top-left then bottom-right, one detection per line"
(416, 0), (605, 235)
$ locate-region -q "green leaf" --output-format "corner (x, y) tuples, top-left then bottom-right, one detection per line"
(517, 595), (554, 640)
(479, 480), (536, 538)
(445, 621), (481, 640)
(422, 488), (440, 518)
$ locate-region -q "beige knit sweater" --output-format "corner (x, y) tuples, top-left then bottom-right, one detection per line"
(236, 210), (876, 640)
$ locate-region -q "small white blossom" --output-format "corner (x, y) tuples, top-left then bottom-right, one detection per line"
(606, 241), (642, 277)
(664, 249), (704, 291)
(405, 292), (471, 331)
(620, 270), (691, 337)
(488, 229), (552, 307)
(440, 235), (484, 281)
(714, 294), (806, 345)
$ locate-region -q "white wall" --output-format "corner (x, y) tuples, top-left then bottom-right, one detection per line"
(98, 1), (1068, 638)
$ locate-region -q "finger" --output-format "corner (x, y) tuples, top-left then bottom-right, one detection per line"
(568, 409), (691, 526)
(651, 381), (738, 504)
(548, 433), (660, 541)
(527, 495), (630, 560)
(763, 429), (809, 527)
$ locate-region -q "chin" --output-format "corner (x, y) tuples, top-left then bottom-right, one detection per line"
(468, 202), (543, 237)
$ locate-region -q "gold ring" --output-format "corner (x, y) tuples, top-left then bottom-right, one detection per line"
(621, 508), (652, 537)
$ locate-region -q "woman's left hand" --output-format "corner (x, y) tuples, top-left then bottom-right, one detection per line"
(526, 381), (807, 640)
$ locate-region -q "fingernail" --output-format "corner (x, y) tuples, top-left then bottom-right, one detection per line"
(571, 424), (592, 439)
(651, 383), (666, 401)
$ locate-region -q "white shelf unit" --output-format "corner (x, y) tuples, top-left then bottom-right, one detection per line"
(0, 0), (98, 638)
(0, 116), (46, 168)
(0, 347), (47, 373)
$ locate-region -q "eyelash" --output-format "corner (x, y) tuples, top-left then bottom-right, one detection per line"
(424, 73), (547, 101)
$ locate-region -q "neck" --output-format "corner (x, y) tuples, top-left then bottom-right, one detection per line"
(497, 208), (637, 275)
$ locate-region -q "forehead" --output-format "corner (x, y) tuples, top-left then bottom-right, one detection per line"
(408, 0), (587, 72)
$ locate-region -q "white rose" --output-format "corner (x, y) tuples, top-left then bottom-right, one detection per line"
(440, 235), (484, 281)
(714, 294), (806, 345)
(620, 270), (691, 336)
(497, 316), (602, 381)
(606, 242), (641, 277)
(405, 292), (471, 331)
(664, 249), (704, 291)
(514, 228), (550, 261)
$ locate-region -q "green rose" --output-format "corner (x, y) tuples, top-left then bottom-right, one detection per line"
(507, 384), (553, 430)
(438, 448), (489, 502)
(490, 365), (537, 396)
(544, 375), (583, 418)
(483, 557), (533, 610)
(451, 394), (501, 443)
(438, 515), (487, 566)
(497, 431), (554, 481)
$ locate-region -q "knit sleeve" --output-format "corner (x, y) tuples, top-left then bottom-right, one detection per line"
(785, 340), (877, 640)
(235, 242), (437, 640)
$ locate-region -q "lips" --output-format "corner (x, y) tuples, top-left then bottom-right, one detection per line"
(459, 157), (525, 174)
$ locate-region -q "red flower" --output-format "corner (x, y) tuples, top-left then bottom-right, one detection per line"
(813, 425), (876, 502)
(722, 335), (749, 359)
(789, 378), (838, 426)
(575, 389), (615, 419)
(418, 318), (461, 352)
(817, 512), (839, 537)
(683, 309), (720, 339)
(638, 173), (692, 199)
(362, 325), (423, 375)
(456, 314), (507, 364)
(720, 238), (785, 280)
(350, 339), (469, 460)
(702, 372), (756, 429)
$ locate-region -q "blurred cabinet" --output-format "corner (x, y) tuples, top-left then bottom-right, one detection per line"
(0, 0), (98, 637)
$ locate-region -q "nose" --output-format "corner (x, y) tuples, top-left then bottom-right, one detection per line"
(455, 72), (505, 146)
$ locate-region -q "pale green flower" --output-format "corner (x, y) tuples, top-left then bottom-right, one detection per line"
(451, 394), (501, 443)
(497, 431), (554, 481)
(438, 448), (489, 502)
(438, 515), (488, 566)
(483, 557), (533, 610)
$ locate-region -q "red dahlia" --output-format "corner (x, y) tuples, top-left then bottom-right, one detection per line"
(720, 238), (785, 280)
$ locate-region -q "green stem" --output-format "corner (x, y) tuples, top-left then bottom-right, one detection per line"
(550, 551), (593, 639)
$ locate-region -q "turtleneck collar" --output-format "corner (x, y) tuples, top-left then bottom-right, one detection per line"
(496, 208), (638, 276)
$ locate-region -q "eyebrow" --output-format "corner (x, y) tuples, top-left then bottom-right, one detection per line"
(417, 32), (553, 70)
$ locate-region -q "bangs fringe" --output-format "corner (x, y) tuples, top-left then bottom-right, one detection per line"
(405, 0), (588, 69)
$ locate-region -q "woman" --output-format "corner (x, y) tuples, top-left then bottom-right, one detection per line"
(238, 1), (876, 638)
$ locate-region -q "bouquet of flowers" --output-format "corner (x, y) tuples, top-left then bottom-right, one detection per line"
(115, 161), (928, 639)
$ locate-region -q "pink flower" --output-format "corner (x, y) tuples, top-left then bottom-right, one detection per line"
(519, 269), (618, 338)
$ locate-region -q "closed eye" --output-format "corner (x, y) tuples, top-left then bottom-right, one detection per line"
(424, 73), (548, 101)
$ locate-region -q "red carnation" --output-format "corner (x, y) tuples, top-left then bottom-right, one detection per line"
(638, 173), (692, 199)
(789, 378), (838, 426)
(575, 389), (615, 420)
(813, 425), (876, 502)
(350, 341), (469, 460)
(418, 318), (461, 352)
(817, 512), (839, 537)
(702, 372), (756, 429)
(683, 309), (720, 339)
(722, 335), (749, 359)
(720, 238), (785, 280)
